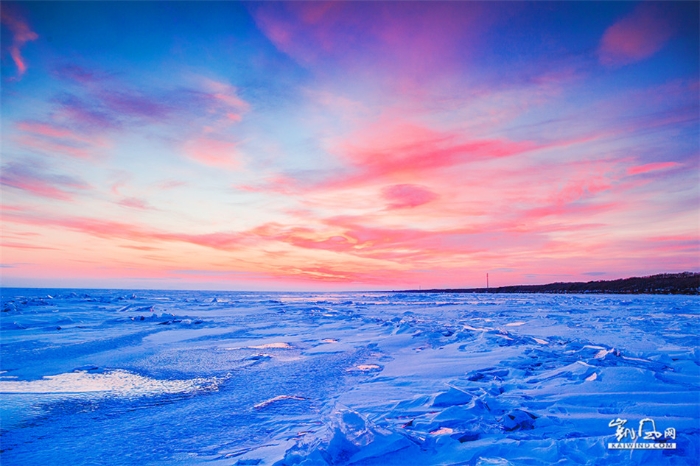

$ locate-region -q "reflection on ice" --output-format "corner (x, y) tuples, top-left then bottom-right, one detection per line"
(0, 369), (219, 396)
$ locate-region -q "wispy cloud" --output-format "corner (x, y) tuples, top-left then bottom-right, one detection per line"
(156, 179), (188, 190)
(53, 94), (121, 131)
(15, 120), (109, 159)
(627, 161), (680, 176)
(0, 7), (38, 79)
(118, 197), (152, 210)
(1, 242), (58, 251)
(3, 210), (249, 252)
(0, 161), (90, 200)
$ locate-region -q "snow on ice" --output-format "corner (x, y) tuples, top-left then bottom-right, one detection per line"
(0, 290), (698, 465)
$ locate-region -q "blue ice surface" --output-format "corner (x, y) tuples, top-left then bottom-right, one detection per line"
(0, 289), (698, 465)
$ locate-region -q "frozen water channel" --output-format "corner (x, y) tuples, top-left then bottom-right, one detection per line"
(1, 289), (698, 465)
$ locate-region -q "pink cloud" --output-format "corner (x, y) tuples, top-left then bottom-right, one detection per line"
(268, 264), (379, 283)
(3, 123), (693, 288)
(648, 234), (697, 243)
(118, 197), (151, 210)
(110, 177), (129, 196)
(0, 161), (89, 200)
(16, 135), (90, 159)
(2, 210), (253, 254)
(3, 198), (693, 287)
(2, 178), (71, 200)
(548, 170), (615, 206)
(327, 118), (537, 188)
(169, 78), (250, 132)
(156, 179), (188, 190)
(382, 184), (439, 209)
(119, 245), (162, 251)
(236, 175), (300, 195)
(599, 3), (675, 66)
(514, 202), (620, 228)
(234, 121), (619, 209)
(7, 211), (463, 265)
(16, 120), (106, 159)
(627, 161), (680, 176)
(251, 223), (359, 254)
(165, 232), (247, 250)
(0, 8), (38, 78)
(16, 122), (84, 140)
(202, 78), (250, 114)
(247, 217), (549, 265)
(1, 242), (58, 251)
(184, 137), (240, 168)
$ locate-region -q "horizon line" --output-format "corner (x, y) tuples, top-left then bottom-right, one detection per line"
(2, 271), (697, 294)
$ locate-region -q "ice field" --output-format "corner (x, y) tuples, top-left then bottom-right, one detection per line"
(1, 289), (698, 465)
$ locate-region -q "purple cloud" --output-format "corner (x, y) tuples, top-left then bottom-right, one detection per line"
(0, 161), (90, 200)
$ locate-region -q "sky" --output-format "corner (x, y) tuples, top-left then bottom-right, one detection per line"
(1, 1), (698, 291)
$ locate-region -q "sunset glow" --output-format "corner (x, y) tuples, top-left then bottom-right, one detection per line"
(1, 1), (698, 290)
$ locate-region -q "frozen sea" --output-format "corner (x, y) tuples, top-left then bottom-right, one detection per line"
(1, 289), (698, 465)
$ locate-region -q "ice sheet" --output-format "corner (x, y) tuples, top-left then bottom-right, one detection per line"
(1, 289), (698, 465)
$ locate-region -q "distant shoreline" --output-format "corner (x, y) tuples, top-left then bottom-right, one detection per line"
(2, 272), (698, 295)
(401, 272), (700, 296)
